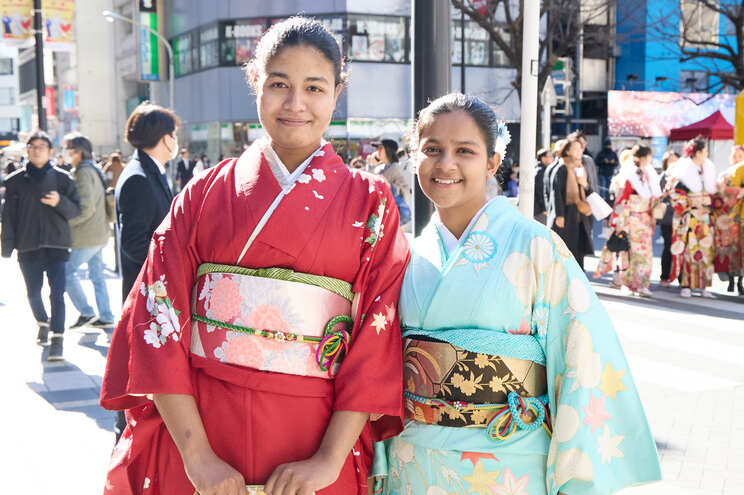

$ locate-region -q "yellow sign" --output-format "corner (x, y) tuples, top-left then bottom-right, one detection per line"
(0, 0), (33, 46)
(42, 0), (74, 49)
(736, 90), (744, 145)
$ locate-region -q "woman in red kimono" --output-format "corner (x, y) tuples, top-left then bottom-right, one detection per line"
(100, 17), (409, 495)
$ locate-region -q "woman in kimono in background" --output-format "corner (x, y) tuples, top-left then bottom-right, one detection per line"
(374, 93), (660, 494)
(594, 144), (661, 297)
(712, 145), (744, 295)
(100, 17), (409, 495)
(668, 137), (717, 299)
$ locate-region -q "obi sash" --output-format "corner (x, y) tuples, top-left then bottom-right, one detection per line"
(190, 263), (353, 379)
(403, 337), (550, 441)
(627, 194), (653, 213)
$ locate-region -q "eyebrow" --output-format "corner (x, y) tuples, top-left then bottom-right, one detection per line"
(422, 137), (479, 146)
(267, 72), (330, 84)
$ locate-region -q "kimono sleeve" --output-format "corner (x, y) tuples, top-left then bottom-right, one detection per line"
(537, 230), (661, 495)
(333, 184), (410, 441)
(100, 186), (201, 411)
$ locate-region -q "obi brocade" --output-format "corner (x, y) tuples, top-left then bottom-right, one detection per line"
(189, 263), (354, 379)
(403, 336), (551, 440)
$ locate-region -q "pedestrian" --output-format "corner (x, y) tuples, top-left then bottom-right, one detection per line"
(55, 152), (72, 172)
(175, 147), (194, 192)
(659, 151), (679, 287)
(545, 136), (594, 268)
(371, 138), (412, 228)
(110, 101), (177, 440)
(62, 132), (115, 330)
(595, 137), (619, 199)
(374, 92), (661, 495)
(533, 148), (553, 224)
(668, 136), (717, 298)
(102, 151), (124, 189)
(99, 17), (408, 495)
(712, 145), (744, 294)
(594, 144), (661, 297)
(506, 167), (519, 197)
(570, 130), (599, 250)
(0, 131), (81, 360)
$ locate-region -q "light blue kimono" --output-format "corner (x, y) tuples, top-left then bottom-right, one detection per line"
(376, 197), (661, 495)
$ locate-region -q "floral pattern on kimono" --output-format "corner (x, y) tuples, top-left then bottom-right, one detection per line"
(669, 190), (714, 289)
(595, 186), (655, 291)
(376, 196), (660, 495)
(712, 166), (744, 274)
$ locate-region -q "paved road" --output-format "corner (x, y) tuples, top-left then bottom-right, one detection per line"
(1, 242), (742, 494)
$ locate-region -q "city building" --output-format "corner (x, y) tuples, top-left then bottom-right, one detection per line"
(0, 44), (20, 147)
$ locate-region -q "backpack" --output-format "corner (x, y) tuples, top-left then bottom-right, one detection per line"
(84, 162), (116, 223)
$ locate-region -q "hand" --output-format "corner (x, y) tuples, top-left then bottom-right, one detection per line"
(40, 190), (60, 207)
(264, 452), (343, 495)
(184, 448), (246, 495)
(555, 216), (565, 228)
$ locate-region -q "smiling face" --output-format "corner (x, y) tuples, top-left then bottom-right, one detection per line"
(255, 44), (341, 169)
(416, 110), (500, 230)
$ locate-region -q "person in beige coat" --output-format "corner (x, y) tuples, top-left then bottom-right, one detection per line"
(63, 132), (114, 329)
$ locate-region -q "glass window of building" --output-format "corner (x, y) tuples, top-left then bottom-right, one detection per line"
(680, 0), (719, 47)
(313, 15), (346, 54)
(463, 20), (489, 66)
(490, 30), (511, 66)
(0, 117), (18, 133)
(0, 58), (12, 75)
(221, 19), (267, 66)
(200, 24), (220, 69)
(347, 15), (407, 63)
(0, 87), (14, 105)
(680, 70), (708, 93)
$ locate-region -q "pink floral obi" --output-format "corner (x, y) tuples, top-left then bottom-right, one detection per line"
(627, 194), (653, 213)
(189, 265), (354, 379)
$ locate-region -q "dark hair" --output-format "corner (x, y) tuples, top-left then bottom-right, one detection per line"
(413, 93), (501, 157)
(379, 139), (399, 163)
(632, 144), (652, 160)
(125, 101), (180, 150)
(661, 151), (679, 171)
(63, 132), (93, 160)
(537, 148), (551, 160)
(683, 136), (706, 158)
(26, 130), (53, 149)
(350, 156), (365, 169)
(558, 137), (581, 158)
(396, 148), (407, 159)
(245, 16), (347, 87)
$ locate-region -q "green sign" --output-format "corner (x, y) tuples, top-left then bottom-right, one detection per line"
(139, 5), (160, 81)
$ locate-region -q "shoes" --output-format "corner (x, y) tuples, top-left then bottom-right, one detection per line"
(70, 314), (96, 329)
(738, 278), (744, 296)
(659, 280), (671, 288)
(89, 318), (115, 328)
(47, 334), (64, 361)
(728, 278), (736, 292)
(680, 288), (691, 298)
(701, 290), (715, 299)
(638, 288), (653, 298)
(36, 321), (49, 345)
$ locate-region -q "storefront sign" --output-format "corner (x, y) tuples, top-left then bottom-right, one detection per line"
(139, 0), (160, 81)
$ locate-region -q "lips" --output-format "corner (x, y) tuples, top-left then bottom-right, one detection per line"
(277, 118), (310, 127)
(432, 177), (463, 185)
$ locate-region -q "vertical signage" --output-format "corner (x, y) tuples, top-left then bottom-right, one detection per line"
(138, 0), (159, 81)
(42, 0), (74, 50)
(736, 90), (744, 146)
(0, 0), (33, 46)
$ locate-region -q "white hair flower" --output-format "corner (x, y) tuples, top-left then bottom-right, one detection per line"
(494, 121), (511, 157)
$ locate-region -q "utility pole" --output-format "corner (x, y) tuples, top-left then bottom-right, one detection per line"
(517, 0), (539, 219)
(460, 10), (465, 92)
(412, 0), (451, 235)
(33, 0), (47, 131)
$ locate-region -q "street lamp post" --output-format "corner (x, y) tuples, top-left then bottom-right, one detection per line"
(102, 9), (174, 111)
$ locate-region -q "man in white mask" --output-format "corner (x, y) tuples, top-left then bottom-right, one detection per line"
(113, 101), (180, 441)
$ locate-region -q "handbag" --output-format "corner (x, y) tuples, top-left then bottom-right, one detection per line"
(652, 202), (667, 221)
(606, 230), (630, 253)
(577, 199), (592, 216)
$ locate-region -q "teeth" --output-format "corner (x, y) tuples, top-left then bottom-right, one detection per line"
(434, 178), (461, 184)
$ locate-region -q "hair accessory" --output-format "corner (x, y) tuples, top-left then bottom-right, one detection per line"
(494, 121), (511, 157)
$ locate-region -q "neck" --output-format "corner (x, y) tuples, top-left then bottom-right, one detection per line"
(270, 139), (321, 173)
(29, 160), (47, 169)
(142, 147), (168, 167)
(437, 195), (487, 240)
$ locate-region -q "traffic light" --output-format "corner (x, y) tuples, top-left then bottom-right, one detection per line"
(551, 57), (573, 115)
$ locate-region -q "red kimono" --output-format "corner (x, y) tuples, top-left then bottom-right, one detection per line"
(100, 140), (409, 494)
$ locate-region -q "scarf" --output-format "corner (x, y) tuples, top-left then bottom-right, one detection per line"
(563, 158), (585, 205)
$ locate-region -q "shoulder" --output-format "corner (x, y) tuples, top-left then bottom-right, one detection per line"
(180, 157), (236, 195)
(3, 168), (25, 184)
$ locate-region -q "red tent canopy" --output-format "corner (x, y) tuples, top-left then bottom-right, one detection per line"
(668, 110), (733, 141)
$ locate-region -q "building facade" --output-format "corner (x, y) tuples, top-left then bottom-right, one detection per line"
(0, 45), (20, 147)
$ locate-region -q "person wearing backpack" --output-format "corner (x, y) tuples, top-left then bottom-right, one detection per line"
(63, 132), (115, 331)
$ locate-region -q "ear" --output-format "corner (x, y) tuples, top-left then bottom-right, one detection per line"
(333, 83), (343, 104)
(486, 152), (501, 178)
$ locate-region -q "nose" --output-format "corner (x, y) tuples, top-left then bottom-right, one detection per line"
(283, 87), (306, 113)
(436, 149), (457, 172)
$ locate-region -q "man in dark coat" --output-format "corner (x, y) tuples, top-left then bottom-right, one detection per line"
(175, 148), (194, 192)
(1, 131), (81, 360)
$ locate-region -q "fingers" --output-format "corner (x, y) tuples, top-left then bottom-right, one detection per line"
(265, 465), (314, 495)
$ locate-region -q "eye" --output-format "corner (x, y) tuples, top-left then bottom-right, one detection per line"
(269, 81), (288, 88)
(457, 147), (475, 155)
(307, 85), (324, 93)
(422, 146), (440, 154)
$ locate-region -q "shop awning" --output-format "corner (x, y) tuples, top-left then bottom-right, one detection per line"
(668, 110), (734, 141)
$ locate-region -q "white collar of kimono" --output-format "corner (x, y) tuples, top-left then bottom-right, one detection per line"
(434, 197), (498, 256)
(617, 161), (661, 199)
(670, 156), (717, 194)
(235, 138), (327, 265)
(260, 137), (327, 190)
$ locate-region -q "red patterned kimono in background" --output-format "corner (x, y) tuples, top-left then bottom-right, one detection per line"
(712, 165), (744, 274)
(100, 139), (410, 494)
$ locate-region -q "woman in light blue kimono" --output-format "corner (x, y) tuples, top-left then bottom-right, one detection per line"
(374, 93), (661, 495)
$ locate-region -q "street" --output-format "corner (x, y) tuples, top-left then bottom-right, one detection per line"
(0, 240), (742, 494)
